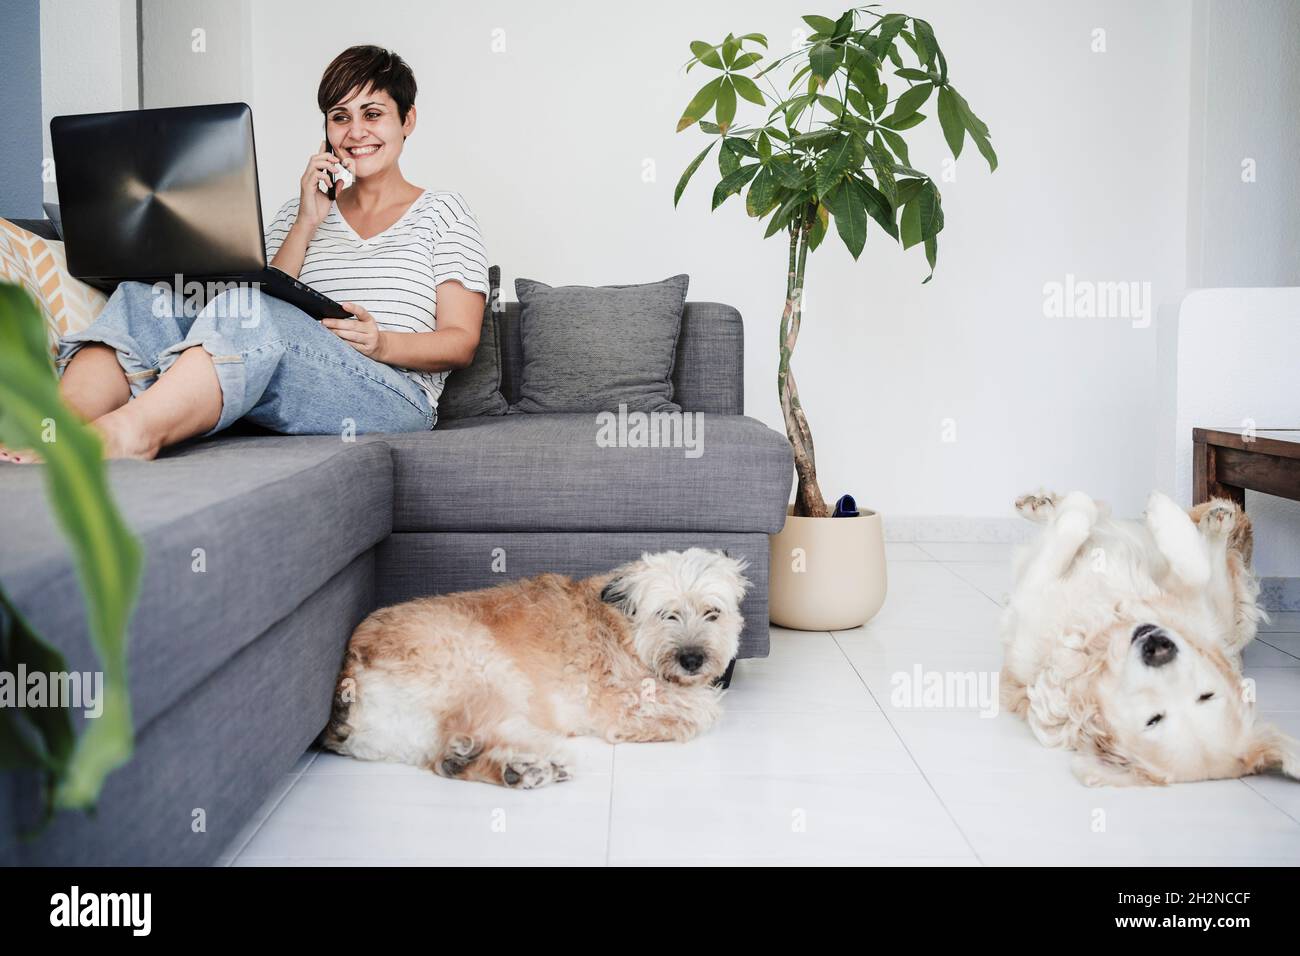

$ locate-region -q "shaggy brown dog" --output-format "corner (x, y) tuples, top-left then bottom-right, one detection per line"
(321, 548), (749, 788)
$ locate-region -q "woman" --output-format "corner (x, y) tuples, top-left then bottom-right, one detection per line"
(2, 45), (486, 462)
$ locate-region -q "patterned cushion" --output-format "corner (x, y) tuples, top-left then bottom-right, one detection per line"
(0, 218), (107, 354)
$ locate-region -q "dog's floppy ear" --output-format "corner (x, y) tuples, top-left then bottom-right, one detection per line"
(1241, 724), (1300, 780)
(599, 557), (646, 617)
(1071, 752), (1146, 787)
(712, 549), (752, 596)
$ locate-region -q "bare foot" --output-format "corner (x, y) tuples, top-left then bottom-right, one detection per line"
(0, 443), (44, 464)
(92, 410), (160, 461)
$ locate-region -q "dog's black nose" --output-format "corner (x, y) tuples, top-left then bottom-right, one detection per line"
(1132, 623), (1161, 644)
(677, 649), (705, 673)
(1139, 631), (1178, 667)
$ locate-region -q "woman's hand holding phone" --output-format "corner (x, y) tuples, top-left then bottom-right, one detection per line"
(297, 141), (354, 229)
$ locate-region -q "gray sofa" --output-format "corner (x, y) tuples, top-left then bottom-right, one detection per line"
(0, 282), (793, 865)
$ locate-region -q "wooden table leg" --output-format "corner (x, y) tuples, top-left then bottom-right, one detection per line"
(1193, 435), (1245, 506)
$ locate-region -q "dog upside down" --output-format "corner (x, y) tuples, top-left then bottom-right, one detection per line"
(321, 548), (750, 788)
(1002, 489), (1299, 786)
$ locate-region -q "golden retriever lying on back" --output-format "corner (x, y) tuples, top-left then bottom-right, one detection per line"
(1001, 489), (1299, 786)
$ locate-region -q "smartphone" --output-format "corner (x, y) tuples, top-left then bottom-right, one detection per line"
(323, 116), (338, 201)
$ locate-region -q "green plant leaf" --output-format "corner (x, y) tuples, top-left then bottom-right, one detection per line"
(880, 110), (926, 131)
(721, 34), (739, 67)
(865, 137), (898, 206)
(719, 137), (740, 176)
(0, 589), (73, 773)
(912, 19), (939, 68)
(900, 195), (921, 249)
(826, 180), (868, 259)
(814, 133), (865, 198)
(689, 40), (723, 71)
(816, 94), (845, 118)
(878, 127), (910, 166)
(676, 76), (723, 132)
(790, 127), (840, 149)
(895, 176), (927, 205)
(918, 180), (944, 239)
(674, 139), (717, 207)
(923, 234), (938, 282)
(746, 166), (781, 217)
(731, 74), (766, 106)
(848, 54), (881, 99)
(871, 13), (908, 58)
(894, 67), (930, 81)
(0, 283), (142, 812)
(711, 163), (760, 210)
(771, 155), (809, 188)
(731, 51), (763, 71)
(886, 82), (932, 124)
(868, 81), (888, 115)
(937, 86), (965, 158)
(725, 136), (760, 158)
(807, 202), (830, 250)
(715, 78), (737, 132)
(809, 41), (842, 87)
(764, 192), (812, 238)
(967, 124), (998, 172)
(802, 14), (838, 36)
(854, 176), (898, 239)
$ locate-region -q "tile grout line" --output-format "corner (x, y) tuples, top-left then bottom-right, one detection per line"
(1257, 633), (1300, 661)
(931, 558), (1006, 609)
(1239, 776), (1300, 828)
(829, 628), (987, 866)
(224, 748), (319, 865)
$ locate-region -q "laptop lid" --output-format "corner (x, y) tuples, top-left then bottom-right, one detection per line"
(50, 102), (269, 284)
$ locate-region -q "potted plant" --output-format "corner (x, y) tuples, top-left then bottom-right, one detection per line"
(673, 7), (996, 629)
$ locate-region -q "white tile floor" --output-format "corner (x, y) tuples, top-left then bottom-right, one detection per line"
(215, 541), (1300, 866)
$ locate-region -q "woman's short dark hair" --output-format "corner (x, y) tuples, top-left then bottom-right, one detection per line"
(318, 45), (417, 121)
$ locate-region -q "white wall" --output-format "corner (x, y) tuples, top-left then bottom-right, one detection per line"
(1174, 289), (1300, 584)
(140, 0), (252, 109)
(238, 0), (1192, 527)
(1175, 0), (1300, 582)
(40, 0), (138, 205)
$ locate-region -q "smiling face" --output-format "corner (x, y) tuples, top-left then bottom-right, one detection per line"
(1087, 619), (1255, 783)
(325, 85), (416, 180)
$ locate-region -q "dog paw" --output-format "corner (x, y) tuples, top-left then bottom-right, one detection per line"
(436, 733), (482, 777)
(502, 754), (571, 789)
(1015, 490), (1059, 522)
(1198, 501), (1238, 537)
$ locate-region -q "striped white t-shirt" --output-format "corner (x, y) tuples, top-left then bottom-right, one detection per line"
(263, 189), (489, 421)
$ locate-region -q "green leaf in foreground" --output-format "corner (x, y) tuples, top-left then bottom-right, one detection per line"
(0, 283), (142, 813)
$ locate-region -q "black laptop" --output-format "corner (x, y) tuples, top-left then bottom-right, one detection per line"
(50, 102), (347, 319)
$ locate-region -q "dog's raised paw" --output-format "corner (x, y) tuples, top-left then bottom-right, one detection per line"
(1199, 502), (1237, 537)
(1015, 490), (1059, 523)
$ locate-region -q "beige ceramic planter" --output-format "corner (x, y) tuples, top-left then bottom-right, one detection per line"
(768, 507), (887, 630)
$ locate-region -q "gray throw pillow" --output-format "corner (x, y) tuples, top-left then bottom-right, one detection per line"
(437, 264), (509, 419)
(511, 274), (689, 414)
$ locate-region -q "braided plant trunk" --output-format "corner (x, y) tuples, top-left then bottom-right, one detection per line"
(779, 212), (830, 518)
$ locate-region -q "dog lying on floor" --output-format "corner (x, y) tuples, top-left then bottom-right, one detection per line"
(1001, 489), (1299, 786)
(321, 548), (749, 788)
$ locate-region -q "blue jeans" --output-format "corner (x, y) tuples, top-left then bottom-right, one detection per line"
(56, 281), (434, 436)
